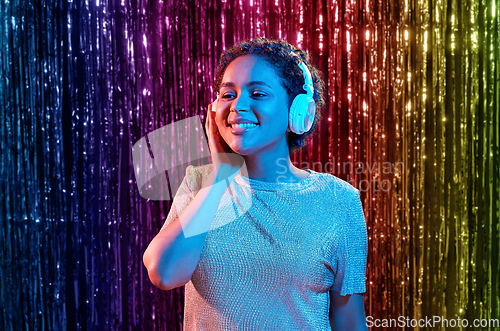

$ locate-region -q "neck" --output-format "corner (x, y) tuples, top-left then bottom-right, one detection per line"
(238, 144), (307, 183)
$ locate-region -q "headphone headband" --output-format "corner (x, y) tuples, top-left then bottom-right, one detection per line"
(290, 51), (314, 96)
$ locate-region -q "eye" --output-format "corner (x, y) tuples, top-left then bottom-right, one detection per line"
(252, 92), (266, 97)
(221, 92), (266, 99)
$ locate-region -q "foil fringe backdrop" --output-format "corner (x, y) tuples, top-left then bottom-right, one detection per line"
(0, 0), (498, 330)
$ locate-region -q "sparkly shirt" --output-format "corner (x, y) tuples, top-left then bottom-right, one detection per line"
(161, 164), (368, 330)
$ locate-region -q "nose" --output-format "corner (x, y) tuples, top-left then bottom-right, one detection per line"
(229, 94), (251, 112)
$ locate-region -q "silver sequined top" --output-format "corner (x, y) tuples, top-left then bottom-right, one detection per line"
(161, 164), (368, 330)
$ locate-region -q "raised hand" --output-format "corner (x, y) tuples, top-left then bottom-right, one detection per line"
(205, 98), (244, 183)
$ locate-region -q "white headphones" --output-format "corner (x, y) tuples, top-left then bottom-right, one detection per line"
(288, 51), (316, 134)
(211, 51), (316, 135)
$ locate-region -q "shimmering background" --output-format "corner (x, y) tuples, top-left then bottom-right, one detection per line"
(0, 0), (498, 330)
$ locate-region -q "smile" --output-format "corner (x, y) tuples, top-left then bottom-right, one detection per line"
(230, 123), (259, 134)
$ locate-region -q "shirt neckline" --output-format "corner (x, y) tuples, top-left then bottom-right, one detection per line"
(233, 168), (319, 191)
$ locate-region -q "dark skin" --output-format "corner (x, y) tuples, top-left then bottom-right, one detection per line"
(330, 291), (368, 330)
(212, 54), (309, 183)
(210, 54), (368, 329)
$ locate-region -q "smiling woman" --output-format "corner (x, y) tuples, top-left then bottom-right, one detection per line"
(143, 37), (369, 330)
(215, 54), (293, 162)
(214, 37), (326, 155)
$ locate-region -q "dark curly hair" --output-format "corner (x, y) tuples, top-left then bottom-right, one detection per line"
(213, 37), (326, 154)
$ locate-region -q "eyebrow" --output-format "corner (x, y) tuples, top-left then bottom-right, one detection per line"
(220, 81), (272, 89)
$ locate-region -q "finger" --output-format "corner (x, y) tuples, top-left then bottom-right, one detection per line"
(205, 106), (212, 137)
(206, 106), (217, 142)
(212, 111), (218, 134)
(209, 108), (218, 135)
(207, 107), (213, 134)
(205, 108), (209, 132)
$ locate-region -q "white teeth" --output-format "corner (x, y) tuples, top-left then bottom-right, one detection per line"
(231, 123), (258, 129)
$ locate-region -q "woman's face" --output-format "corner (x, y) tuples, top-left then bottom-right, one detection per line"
(215, 54), (290, 156)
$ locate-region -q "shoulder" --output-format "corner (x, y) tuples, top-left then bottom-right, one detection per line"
(310, 171), (360, 202)
(314, 172), (365, 242)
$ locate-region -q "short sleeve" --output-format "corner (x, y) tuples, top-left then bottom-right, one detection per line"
(325, 187), (368, 296)
(160, 165), (200, 231)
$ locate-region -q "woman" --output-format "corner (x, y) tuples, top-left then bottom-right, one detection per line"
(143, 37), (368, 330)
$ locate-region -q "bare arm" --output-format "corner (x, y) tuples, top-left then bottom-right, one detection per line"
(329, 291), (368, 331)
(143, 98), (243, 290)
(143, 170), (229, 290)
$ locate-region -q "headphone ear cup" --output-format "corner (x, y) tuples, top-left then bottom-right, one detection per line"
(302, 97), (316, 131)
(288, 97), (299, 133)
(289, 95), (316, 134)
(288, 51), (316, 135)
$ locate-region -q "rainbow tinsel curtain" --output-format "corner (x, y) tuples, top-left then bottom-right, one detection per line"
(0, 0), (498, 330)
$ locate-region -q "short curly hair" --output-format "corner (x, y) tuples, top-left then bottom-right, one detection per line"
(213, 37), (326, 154)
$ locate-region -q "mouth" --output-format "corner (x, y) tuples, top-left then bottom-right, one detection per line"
(228, 123), (259, 134)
